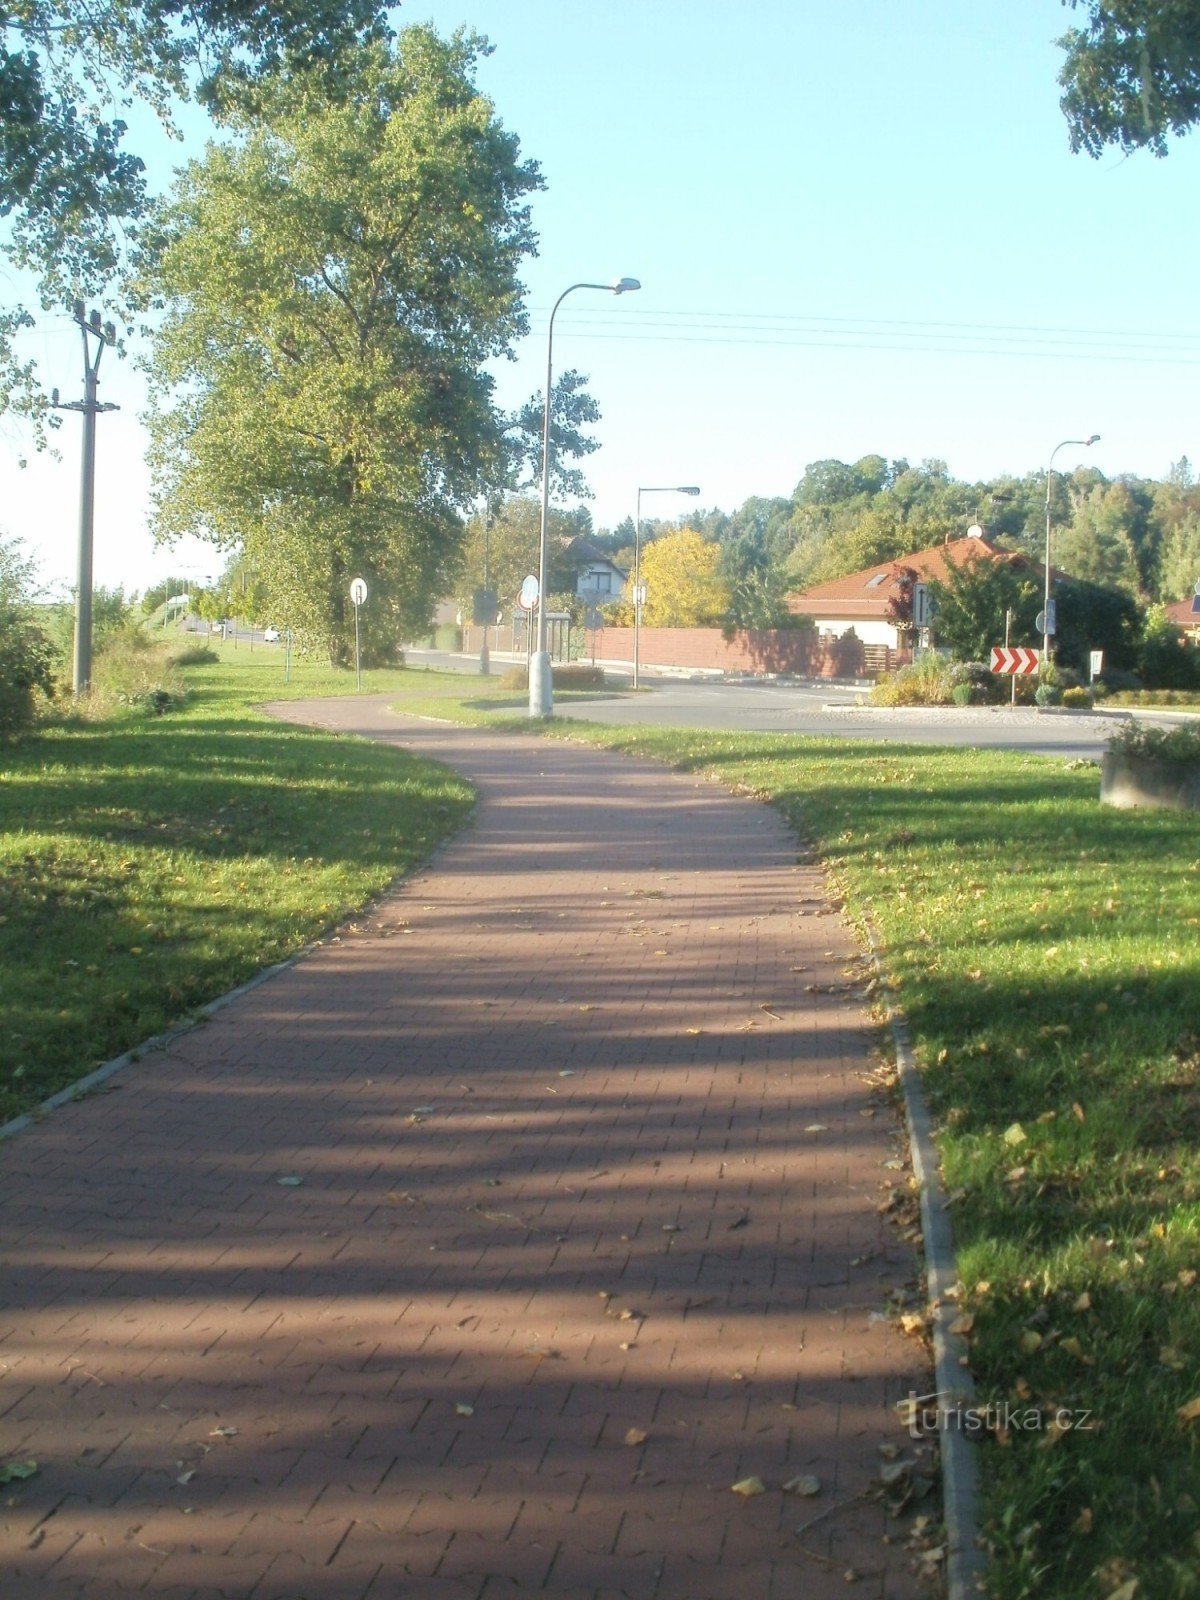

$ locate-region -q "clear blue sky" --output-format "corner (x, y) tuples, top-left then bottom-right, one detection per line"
(5, 0), (1200, 593)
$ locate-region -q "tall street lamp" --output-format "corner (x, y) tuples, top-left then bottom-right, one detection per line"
(529, 277), (641, 718)
(633, 485), (700, 688)
(1043, 434), (1100, 669)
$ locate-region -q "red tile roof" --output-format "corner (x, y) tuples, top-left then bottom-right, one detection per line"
(788, 534), (1031, 620)
(1164, 595), (1200, 629)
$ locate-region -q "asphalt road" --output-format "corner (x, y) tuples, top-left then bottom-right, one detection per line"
(403, 649), (1186, 761)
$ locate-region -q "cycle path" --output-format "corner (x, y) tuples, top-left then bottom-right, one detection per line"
(0, 698), (928, 1599)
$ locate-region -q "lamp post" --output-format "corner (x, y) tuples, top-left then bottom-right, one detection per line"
(633, 485), (700, 688)
(1043, 434), (1100, 669)
(529, 276), (641, 718)
(53, 301), (119, 694)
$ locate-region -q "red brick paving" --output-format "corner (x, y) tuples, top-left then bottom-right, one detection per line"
(0, 698), (930, 1598)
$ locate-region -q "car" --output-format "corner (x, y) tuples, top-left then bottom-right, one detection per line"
(263, 627), (280, 643)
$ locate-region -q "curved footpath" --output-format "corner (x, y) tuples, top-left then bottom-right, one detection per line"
(1, 698), (929, 1599)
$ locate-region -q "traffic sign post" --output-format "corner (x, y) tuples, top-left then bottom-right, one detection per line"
(350, 577), (368, 691)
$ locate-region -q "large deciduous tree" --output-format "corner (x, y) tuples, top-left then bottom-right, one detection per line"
(1059, 0), (1200, 155)
(1, 0), (385, 424)
(637, 529), (729, 628)
(138, 29), (542, 663)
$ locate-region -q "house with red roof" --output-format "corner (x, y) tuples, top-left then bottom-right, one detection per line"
(787, 528), (1035, 648)
(1164, 594), (1200, 644)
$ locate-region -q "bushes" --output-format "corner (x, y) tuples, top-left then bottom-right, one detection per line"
(870, 654), (955, 706)
(498, 663), (607, 691)
(0, 538), (56, 738)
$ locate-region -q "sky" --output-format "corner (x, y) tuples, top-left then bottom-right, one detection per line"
(5, 0), (1200, 596)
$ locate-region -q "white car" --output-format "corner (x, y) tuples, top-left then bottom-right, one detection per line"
(263, 627), (280, 643)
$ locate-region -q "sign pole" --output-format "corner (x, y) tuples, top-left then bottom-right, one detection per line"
(348, 577), (368, 691)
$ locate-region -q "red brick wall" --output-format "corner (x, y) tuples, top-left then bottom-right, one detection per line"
(459, 624), (911, 679)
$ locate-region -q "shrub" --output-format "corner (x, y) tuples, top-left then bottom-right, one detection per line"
(167, 644), (220, 667)
(1061, 686), (1091, 708)
(951, 683), (974, 706)
(497, 663), (605, 692)
(498, 666), (527, 690)
(1034, 681), (1061, 707)
(0, 538), (56, 738)
(1107, 720), (1200, 763)
(84, 632), (184, 717)
(870, 654), (955, 706)
(949, 660), (1004, 705)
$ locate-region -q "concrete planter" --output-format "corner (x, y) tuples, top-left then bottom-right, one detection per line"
(1101, 750), (1200, 812)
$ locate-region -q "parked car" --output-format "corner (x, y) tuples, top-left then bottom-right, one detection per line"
(263, 627), (280, 643)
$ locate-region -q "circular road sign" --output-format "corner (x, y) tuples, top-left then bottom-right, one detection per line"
(518, 574), (540, 610)
(350, 577), (368, 606)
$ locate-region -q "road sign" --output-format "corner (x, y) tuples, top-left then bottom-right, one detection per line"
(1090, 650), (1104, 679)
(472, 587), (499, 625)
(349, 577), (368, 606)
(518, 574), (540, 611)
(1035, 599), (1056, 636)
(912, 582), (933, 628)
(990, 646), (1040, 676)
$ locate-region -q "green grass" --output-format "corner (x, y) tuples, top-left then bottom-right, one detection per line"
(0, 647), (474, 1123)
(377, 676), (1200, 1600)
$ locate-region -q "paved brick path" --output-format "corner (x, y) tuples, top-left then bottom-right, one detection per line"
(1, 699), (928, 1598)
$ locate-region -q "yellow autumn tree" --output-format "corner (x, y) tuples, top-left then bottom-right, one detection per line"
(637, 529), (729, 626)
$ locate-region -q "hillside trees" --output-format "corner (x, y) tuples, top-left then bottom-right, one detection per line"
(138, 29), (542, 664)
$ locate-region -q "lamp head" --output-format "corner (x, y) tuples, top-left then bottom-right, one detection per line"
(611, 277), (641, 295)
(1086, 433), (1100, 445)
(679, 485), (700, 495)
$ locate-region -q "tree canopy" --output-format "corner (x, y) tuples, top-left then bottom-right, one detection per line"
(138, 28), (543, 663)
(1, 0), (386, 423)
(1058, 0), (1200, 156)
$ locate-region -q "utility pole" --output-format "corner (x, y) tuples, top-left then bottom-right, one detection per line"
(53, 302), (119, 695)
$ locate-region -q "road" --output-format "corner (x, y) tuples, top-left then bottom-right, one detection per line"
(403, 649), (1174, 760)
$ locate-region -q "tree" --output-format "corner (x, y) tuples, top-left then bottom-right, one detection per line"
(638, 529), (729, 627)
(507, 370), (602, 501)
(0, 535), (55, 734)
(138, 30), (542, 664)
(925, 551), (1042, 663)
(1058, 1), (1200, 156)
(454, 496), (584, 617)
(1, 0), (385, 426)
(1054, 481), (1145, 595)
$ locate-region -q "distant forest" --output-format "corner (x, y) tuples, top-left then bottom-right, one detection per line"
(590, 455), (1200, 618)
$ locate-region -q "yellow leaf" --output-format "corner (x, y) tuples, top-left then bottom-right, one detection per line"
(623, 1427), (648, 1447)
(731, 1476), (767, 1497)
(1073, 1292), (1092, 1313)
(1020, 1330), (1043, 1354)
(1060, 1336), (1085, 1359)
(1177, 1397), (1200, 1426)
(1002, 1122), (1026, 1146)
(949, 1314), (975, 1336)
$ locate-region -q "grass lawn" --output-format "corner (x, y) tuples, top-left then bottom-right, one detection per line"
(0, 647), (475, 1125)
(380, 675), (1200, 1600)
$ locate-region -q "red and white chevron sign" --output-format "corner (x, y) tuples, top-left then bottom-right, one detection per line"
(990, 646), (1040, 676)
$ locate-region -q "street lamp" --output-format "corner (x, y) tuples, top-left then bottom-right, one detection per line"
(1043, 434), (1100, 669)
(529, 277), (641, 718)
(633, 485), (700, 688)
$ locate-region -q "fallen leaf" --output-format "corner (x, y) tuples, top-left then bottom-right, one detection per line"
(208, 1426), (238, 1438)
(949, 1314), (975, 1336)
(1072, 1507), (1093, 1535)
(277, 1176), (303, 1187)
(623, 1428), (648, 1447)
(783, 1474), (821, 1497)
(455, 1403), (475, 1417)
(731, 1476), (767, 1497)
(1073, 1292), (1092, 1313)
(1002, 1122), (1027, 1147)
(1176, 1396), (1200, 1426)
(177, 1469), (196, 1485)
(1020, 1330), (1043, 1354)
(0, 1461), (37, 1485)
(878, 1460), (913, 1487)
(1060, 1336), (1085, 1359)
(1072, 1102), (1086, 1122)
(805, 1124), (829, 1134)
(1108, 1583), (1139, 1600)
(899, 1313), (925, 1336)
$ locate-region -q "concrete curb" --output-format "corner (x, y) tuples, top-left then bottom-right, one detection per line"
(0, 954), (299, 1146)
(859, 927), (987, 1600)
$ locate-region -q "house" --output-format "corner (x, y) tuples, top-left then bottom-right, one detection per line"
(564, 537), (627, 605)
(787, 528), (1032, 649)
(1164, 594), (1200, 645)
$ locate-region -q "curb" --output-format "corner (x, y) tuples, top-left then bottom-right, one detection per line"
(0, 954), (299, 1146)
(860, 925), (987, 1600)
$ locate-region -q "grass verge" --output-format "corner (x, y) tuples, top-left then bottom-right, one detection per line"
(0, 647), (474, 1124)
(379, 675), (1200, 1600)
